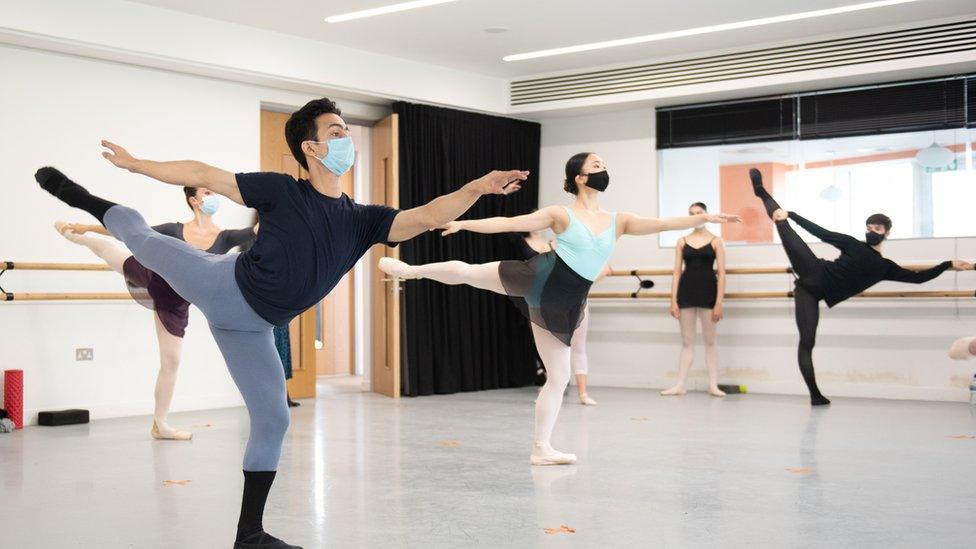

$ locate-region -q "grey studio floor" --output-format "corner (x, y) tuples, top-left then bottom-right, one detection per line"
(3, 378), (976, 549)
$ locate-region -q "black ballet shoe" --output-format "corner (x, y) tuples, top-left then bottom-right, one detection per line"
(35, 166), (86, 198)
(35, 166), (115, 223)
(287, 396), (300, 408)
(810, 395), (831, 406)
(234, 531), (302, 549)
(749, 168), (764, 195)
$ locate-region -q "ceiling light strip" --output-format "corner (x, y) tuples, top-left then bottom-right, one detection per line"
(325, 0), (459, 24)
(503, 0), (921, 62)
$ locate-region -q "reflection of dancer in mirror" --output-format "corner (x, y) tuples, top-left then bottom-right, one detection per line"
(750, 168), (972, 405)
(381, 152), (740, 465)
(53, 181), (257, 440)
(508, 229), (610, 406)
(663, 201), (727, 397)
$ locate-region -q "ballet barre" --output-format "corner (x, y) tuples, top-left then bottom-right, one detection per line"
(607, 265), (941, 277)
(1, 260), (124, 302)
(4, 292), (132, 302)
(2, 261), (112, 271)
(589, 290), (976, 300)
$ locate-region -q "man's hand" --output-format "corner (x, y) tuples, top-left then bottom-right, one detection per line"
(101, 140), (139, 172)
(950, 260), (974, 271)
(472, 170), (529, 196)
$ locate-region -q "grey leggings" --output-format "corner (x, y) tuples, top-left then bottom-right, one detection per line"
(104, 205), (289, 471)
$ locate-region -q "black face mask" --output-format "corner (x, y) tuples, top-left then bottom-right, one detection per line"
(584, 170), (610, 192)
(865, 231), (886, 246)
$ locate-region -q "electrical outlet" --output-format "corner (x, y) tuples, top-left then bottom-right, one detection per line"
(75, 348), (94, 361)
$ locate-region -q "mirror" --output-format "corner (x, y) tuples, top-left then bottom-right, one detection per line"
(658, 128), (976, 247)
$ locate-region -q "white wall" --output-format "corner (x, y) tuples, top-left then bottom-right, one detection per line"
(540, 109), (976, 402)
(0, 0), (507, 114)
(0, 44), (384, 422)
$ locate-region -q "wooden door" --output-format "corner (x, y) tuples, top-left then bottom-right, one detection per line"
(259, 109), (316, 399)
(371, 114), (400, 398)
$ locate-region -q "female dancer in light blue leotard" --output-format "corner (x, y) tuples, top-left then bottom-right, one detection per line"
(380, 152), (740, 465)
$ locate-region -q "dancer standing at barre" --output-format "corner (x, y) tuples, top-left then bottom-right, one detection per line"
(54, 184), (256, 440)
(662, 201), (727, 397)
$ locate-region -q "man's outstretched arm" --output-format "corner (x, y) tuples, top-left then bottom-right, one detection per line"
(101, 140), (243, 205)
(387, 170), (528, 242)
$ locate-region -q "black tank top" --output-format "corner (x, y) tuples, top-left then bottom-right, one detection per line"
(677, 239), (718, 309)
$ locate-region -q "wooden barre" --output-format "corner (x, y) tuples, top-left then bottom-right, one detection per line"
(4, 293), (132, 302)
(608, 265), (940, 277)
(589, 290), (976, 300)
(2, 261), (112, 272)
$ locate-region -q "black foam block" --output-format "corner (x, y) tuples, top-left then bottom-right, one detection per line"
(38, 409), (90, 426)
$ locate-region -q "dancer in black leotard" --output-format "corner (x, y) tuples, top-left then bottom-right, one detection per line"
(749, 168), (972, 405)
(663, 202), (727, 397)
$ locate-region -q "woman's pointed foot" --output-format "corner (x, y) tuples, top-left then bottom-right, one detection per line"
(54, 221), (84, 243)
(708, 386), (727, 397)
(378, 257), (420, 280)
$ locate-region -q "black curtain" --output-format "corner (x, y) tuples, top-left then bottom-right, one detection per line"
(393, 101), (540, 396)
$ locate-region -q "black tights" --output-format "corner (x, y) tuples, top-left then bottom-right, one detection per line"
(793, 285), (829, 405)
(753, 179), (831, 405)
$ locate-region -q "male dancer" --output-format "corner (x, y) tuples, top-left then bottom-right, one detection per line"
(36, 97), (527, 548)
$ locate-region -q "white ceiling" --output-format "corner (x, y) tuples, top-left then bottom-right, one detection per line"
(129, 0), (976, 78)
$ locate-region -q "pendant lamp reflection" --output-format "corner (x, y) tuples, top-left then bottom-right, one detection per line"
(915, 142), (955, 172)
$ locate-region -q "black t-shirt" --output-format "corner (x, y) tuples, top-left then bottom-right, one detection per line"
(152, 222), (255, 254)
(789, 212), (951, 307)
(233, 172), (401, 326)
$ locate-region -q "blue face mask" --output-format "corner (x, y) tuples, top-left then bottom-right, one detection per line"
(313, 137), (355, 176)
(200, 195), (220, 216)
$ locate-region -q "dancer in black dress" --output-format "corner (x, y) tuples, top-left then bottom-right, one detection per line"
(663, 202), (727, 397)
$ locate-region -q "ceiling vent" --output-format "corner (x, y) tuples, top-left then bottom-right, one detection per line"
(510, 20), (976, 106)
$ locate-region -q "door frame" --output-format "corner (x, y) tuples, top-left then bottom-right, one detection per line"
(370, 113), (401, 398)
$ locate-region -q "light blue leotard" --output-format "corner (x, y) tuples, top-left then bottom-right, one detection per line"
(553, 206), (617, 281)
